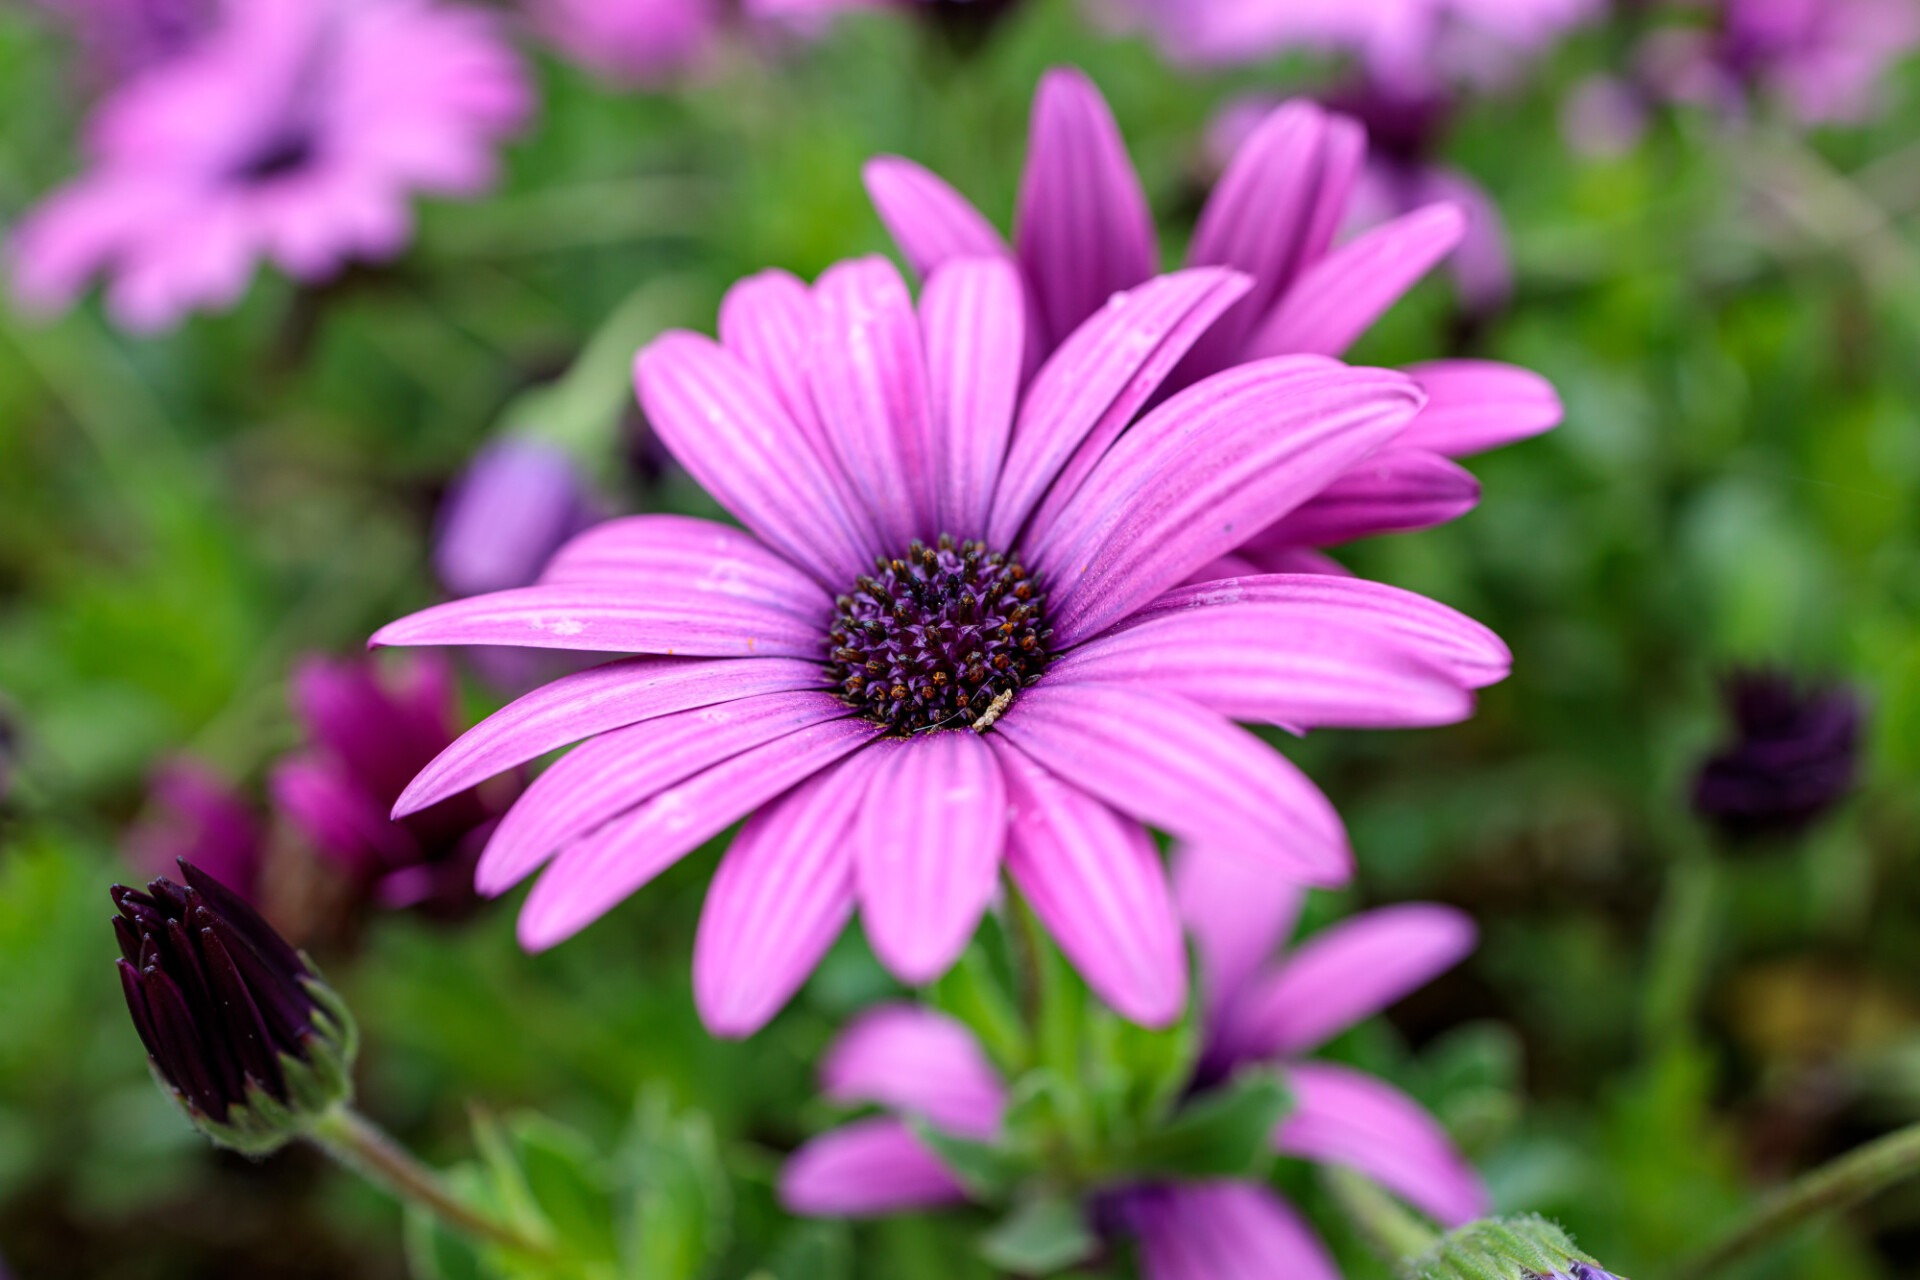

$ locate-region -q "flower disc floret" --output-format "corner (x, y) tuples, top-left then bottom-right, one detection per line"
(827, 534), (1052, 735)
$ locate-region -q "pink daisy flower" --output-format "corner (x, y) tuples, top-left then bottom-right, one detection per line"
(7, 0), (531, 332)
(865, 68), (1560, 578)
(370, 248), (1513, 1035)
(779, 863), (1485, 1275)
(271, 651), (518, 914)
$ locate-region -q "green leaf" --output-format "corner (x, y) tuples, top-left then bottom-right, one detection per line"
(617, 1088), (733, 1280)
(931, 942), (1030, 1078)
(405, 1202), (486, 1280)
(1120, 1070), (1292, 1180)
(512, 1114), (618, 1263)
(904, 1117), (1033, 1202)
(978, 1194), (1098, 1276)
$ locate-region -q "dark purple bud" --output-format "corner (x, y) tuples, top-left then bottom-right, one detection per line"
(1692, 669), (1862, 841)
(111, 860), (356, 1152)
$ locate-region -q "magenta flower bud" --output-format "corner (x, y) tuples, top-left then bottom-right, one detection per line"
(112, 860), (357, 1154)
(1692, 669), (1861, 840)
(433, 439), (597, 598)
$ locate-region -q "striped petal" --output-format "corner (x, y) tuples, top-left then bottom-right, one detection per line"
(393, 656), (829, 819)
(694, 749), (891, 1037)
(1036, 358), (1424, 646)
(921, 257), (1024, 538)
(864, 155), (1010, 279)
(517, 717), (882, 949)
(1398, 360), (1562, 457)
(635, 330), (878, 583)
(996, 740), (1186, 1027)
(369, 583), (821, 658)
(995, 682), (1350, 885)
(474, 689), (853, 896)
(855, 733), (1008, 985)
(1245, 203), (1465, 359)
(1247, 449), (1480, 549)
(1015, 67), (1157, 353)
(538, 514), (833, 621)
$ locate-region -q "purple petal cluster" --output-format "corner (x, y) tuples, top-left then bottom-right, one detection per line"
(778, 869), (1486, 1276)
(8, 0), (530, 331)
(867, 70), (1559, 575)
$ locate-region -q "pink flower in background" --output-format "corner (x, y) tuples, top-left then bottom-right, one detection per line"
(779, 872), (1484, 1271)
(1126, 0), (1597, 87)
(527, 0), (719, 83)
(127, 758), (265, 903)
(434, 439), (600, 599)
(33, 0), (213, 83)
(867, 68), (1560, 578)
(1642, 0), (1920, 125)
(8, 0), (530, 332)
(371, 246), (1513, 1036)
(271, 652), (516, 914)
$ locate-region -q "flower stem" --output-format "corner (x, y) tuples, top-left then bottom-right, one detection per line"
(1323, 1166), (1439, 1270)
(308, 1106), (554, 1259)
(1678, 1119), (1920, 1279)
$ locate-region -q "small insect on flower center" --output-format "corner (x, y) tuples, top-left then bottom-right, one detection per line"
(826, 534), (1053, 735)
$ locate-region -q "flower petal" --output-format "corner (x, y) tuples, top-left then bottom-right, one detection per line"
(1247, 449), (1480, 549)
(1124, 574), (1509, 689)
(538, 513), (834, 620)
(996, 682), (1350, 885)
(921, 256), (1025, 538)
(1132, 1183), (1341, 1280)
(821, 1003), (1007, 1138)
(694, 749), (891, 1037)
(1275, 1062), (1490, 1226)
(1037, 358), (1425, 646)
(855, 732), (1008, 985)
(1051, 606), (1472, 729)
(1172, 842), (1305, 1022)
(995, 740), (1186, 1027)
(1246, 203), (1465, 359)
(780, 1117), (970, 1218)
(1398, 360), (1562, 457)
(811, 256), (939, 550)
(368, 583), (821, 658)
(864, 155), (1011, 279)
(635, 330), (877, 583)
(718, 270), (882, 549)
(987, 267), (1251, 550)
(393, 656), (829, 819)
(517, 717), (882, 949)
(1229, 904), (1476, 1057)
(475, 689), (854, 896)
(1015, 67), (1157, 353)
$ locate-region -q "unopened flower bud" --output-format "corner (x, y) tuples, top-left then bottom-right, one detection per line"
(1409, 1215), (1628, 1280)
(112, 859), (357, 1154)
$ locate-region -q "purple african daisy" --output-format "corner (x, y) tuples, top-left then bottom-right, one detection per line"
(777, 867), (1485, 1273)
(370, 251), (1514, 1035)
(865, 68), (1560, 578)
(526, 0), (719, 83)
(8, 0), (530, 332)
(271, 651), (517, 914)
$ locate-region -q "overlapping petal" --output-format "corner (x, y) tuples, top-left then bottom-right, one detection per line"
(1399, 359), (1564, 457)
(820, 1004), (1008, 1139)
(863, 156), (1010, 279)
(1252, 449), (1480, 548)
(1276, 1062), (1490, 1226)
(779, 1116), (971, 1217)
(1131, 1183), (1342, 1280)
(920, 258), (1025, 538)
(538, 514), (834, 620)
(997, 740), (1187, 1027)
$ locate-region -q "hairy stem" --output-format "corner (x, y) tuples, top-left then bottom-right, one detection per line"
(309, 1106), (554, 1259)
(1678, 1120), (1920, 1279)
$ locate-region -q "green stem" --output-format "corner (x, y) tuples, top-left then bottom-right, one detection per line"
(309, 1106), (555, 1259)
(1677, 1120), (1920, 1279)
(1323, 1167), (1439, 1271)
(1640, 828), (1720, 1051)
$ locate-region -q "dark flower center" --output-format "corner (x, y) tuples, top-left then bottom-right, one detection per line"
(233, 128), (318, 185)
(827, 534), (1053, 735)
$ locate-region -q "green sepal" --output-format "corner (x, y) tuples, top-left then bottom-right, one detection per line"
(904, 1116), (1035, 1203)
(1404, 1214), (1612, 1280)
(978, 1192), (1099, 1275)
(1118, 1069), (1291, 1180)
